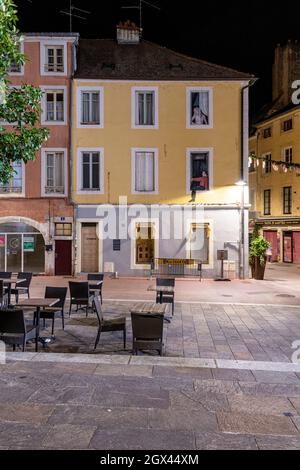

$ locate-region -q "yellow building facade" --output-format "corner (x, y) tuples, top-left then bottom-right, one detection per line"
(72, 27), (253, 277)
(249, 105), (300, 263)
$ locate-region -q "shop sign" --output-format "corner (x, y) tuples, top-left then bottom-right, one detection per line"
(158, 258), (195, 266)
(258, 219), (300, 227)
(23, 236), (35, 252)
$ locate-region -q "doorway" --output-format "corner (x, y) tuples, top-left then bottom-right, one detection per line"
(55, 240), (72, 275)
(263, 231), (278, 262)
(81, 223), (99, 273)
(283, 232), (293, 263)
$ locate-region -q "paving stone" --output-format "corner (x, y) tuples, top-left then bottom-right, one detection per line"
(94, 364), (153, 377)
(169, 391), (229, 413)
(0, 384), (35, 403)
(288, 398), (300, 413)
(47, 405), (149, 428)
(90, 428), (195, 450)
(42, 424), (97, 449)
(0, 423), (49, 447)
(228, 395), (296, 416)
(292, 416), (300, 433)
(149, 406), (217, 432)
(91, 387), (170, 409)
(195, 432), (258, 450)
(240, 382), (300, 397)
(217, 411), (299, 436)
(212, 368), (256, 382)
(255, 435), (300, 450)
(0, 404), (54, 425)
(153, 366), (213, 380)
(194, 379), (242, 395)
(28, 386), (95, 405)
(252, 371), (300, 384)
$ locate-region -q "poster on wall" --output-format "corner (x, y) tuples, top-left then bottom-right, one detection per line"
(23, 236), (35, 253)
(0, 236), (5, 248)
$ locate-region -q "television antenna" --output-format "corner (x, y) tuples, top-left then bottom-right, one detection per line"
(60, 0), (91, 33)
(121, 0), (160, 38)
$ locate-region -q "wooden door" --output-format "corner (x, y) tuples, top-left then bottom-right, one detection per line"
(55, 240), (72, 276)
(283, 232), (293, 263)
(293, 232), (300, 264)
(81, 224), (99, 273)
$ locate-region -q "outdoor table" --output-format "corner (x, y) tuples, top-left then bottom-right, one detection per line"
(18, 298), (60, 349)
(130, 302), (170, 322)
(147, 285), (175, 303)
(0, 278), (26, 307)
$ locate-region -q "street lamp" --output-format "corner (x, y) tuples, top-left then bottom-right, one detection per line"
(235, 180), (247, 280)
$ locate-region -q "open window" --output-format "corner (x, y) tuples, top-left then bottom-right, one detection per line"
(188, 150), (210, 192)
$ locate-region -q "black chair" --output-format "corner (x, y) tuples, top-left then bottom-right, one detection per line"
(69, 281), (94, 317)
(0, 309), (38, 352)
(131, 312), (164, 356)
(34, 287), (67, 335)
(93, 296), (126, 350)
(11, 272), (33, 304)
(156, 278), (175, 316)
(0, 280), (8, 310)
(88, 273), (104, 304)
(0, 272), (12, 279)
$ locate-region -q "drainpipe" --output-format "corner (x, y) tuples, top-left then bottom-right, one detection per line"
(69, 36), (79, 277)
(240, 79), (258, 279)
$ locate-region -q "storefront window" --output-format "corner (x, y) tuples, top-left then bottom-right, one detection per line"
(0, 223), (45, 273)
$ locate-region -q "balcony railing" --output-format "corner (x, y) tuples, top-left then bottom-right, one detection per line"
(44, 64), (64, 73)
(45, 186), (65, 195)
(0, 186), (22, 194)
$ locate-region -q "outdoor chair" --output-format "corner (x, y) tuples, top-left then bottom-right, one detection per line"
(0, 272), (12, 279)
(88, 273), (104, 304)
(11, 272), (33, 304)
(69, 281), (94, 317)
(34, 287), (67, 335)
(0, 280), (9, 310)
(131, 312), (164, 356)
(93, 295), (126, 350)
(0, 309), (38, 352)
(156, 278), (175, 316)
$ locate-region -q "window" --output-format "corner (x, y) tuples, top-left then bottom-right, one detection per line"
(132, 149), (158, 194)
(135, 223), (154, 265)
(42, 150), (66, 196)
(0, 161), (23, 194)
(283, 187), (292, 215)
(77, 148), (104, 194)
(263, 127), (272, 139)
(42, 89), (65, 124)
(187, 88), (212, 128)
(77, 88), (104, 128)
(282, 118), (293, 132)
(189, 223), (210, 264)
(8, 41), (24, 75)
(55, 223), (72, 237)
(249, 160), (256, 173)
(132, 87), (158, 128)
(284, 147), (293, 164)
(264, 190), (271, 216)
(263, 153), (272, 174)
(188, 150), (211, 192)
(45, 46), (64, 73)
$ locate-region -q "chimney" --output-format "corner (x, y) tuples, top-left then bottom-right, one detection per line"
(116, 21), (141, 44)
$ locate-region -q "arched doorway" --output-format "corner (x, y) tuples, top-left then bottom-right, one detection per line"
(0, 222), (45, 273)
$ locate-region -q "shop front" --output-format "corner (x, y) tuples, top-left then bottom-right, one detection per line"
(0, 222), (45, 274)
(256, 218), (300, 264)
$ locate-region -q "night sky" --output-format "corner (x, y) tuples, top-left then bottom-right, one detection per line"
(14, 0), (300, 115)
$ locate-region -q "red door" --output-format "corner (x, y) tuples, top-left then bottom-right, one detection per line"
(263, 231), (278, 262)
(55, 240), (72, 276)
(283, 232), (293, 263)
(293, 232), (300, 264)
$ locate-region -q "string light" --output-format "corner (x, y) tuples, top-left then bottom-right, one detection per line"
(249, 152), (300, 174)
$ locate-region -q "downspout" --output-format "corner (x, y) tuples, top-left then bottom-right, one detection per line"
(69, 36), (79, 277)
(240, 78), (258, 279)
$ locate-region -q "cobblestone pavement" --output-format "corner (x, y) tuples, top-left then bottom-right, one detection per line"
(18, 301), (300, 363)
(0, 359), (300, 450)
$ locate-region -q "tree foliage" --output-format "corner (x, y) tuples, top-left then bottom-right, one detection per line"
(0, 0), (49, 184)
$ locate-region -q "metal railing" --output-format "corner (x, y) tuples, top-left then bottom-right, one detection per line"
(151, 258), (203, 281)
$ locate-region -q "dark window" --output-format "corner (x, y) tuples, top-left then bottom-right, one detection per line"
(284, 147), (293, 164)
(264, 190), (271, 216)
(82, 152), (101, 191)
(113, 239), (121, 251)
(263, 127), (272, 139)
(282, 119), (293, 132)
(190, 152), (209, 192)
(283, 187), (292, 215)
(264, 154), (272, 174)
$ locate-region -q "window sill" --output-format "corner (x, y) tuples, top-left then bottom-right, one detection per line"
(131, 125), (158, 130)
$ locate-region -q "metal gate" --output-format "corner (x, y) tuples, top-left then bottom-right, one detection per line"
(151, 258), (202, 281)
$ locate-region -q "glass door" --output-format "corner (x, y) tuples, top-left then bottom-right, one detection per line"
(6, 234), (22, 272)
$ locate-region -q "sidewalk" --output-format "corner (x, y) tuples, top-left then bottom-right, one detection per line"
(1, 355), (300, 450)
